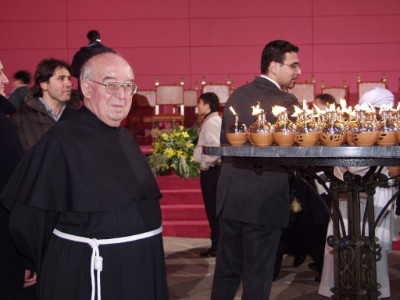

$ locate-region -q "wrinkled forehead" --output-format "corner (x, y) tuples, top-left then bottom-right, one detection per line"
(93, 56), (134, 81)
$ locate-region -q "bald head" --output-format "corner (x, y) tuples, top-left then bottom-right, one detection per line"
(80, 53), (135, 127)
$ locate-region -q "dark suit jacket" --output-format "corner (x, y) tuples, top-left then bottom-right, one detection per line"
(216, 76), (299, 227)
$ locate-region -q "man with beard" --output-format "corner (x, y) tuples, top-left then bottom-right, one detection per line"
(211, 40), (301, 300)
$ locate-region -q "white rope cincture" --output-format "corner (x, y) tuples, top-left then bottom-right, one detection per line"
(53, 226), (163, 300)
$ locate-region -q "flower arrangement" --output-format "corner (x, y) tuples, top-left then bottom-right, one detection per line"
(148, 126), (200, 179)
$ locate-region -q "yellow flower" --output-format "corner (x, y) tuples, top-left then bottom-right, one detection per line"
(182, 131), (189, 138)
(161, 133), (169, 140)
(164, 148), (175, 158)
(176, 150), (184, 157)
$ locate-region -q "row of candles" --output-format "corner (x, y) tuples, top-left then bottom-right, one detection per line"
(226, 100), (400, 147)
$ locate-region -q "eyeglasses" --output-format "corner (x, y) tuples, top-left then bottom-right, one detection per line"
(280, 63), (301, 71)
(89, 80), (138, 95)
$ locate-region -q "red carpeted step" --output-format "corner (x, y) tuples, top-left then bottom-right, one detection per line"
(156, 175), (200, 190)
(161, 204), (207, 221)
(160, 189), (203, 205)
(393, 235), (400, 251)
(162, 220), (210, 238)
(156, 175), (209, 238)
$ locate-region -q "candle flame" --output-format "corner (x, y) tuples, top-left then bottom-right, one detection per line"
(272, 105), (287, 117)
(313, 104), (322, 115)
(302, 99), (308, 110)
(251, 102), (264, 116)
(229, 106), (237, 116)
(339, 99), (347, 110)
(291, 105), (303, 117)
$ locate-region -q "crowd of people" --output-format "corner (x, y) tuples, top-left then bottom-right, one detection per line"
(0, 32), (399, 300)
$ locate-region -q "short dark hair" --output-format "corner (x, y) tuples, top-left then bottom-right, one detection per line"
(13, 70), (31, 84)
(260, 40), (299, 74)
(32, 58), (71, 97)
(199, 92), (220, 112)
(314, 93), (336, 106)
(87, 30), (101, 43)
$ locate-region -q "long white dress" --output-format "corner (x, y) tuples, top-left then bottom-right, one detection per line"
(318, 166), (398, 299)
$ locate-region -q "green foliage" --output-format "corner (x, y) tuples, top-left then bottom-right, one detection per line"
(148, 126), (200, 179)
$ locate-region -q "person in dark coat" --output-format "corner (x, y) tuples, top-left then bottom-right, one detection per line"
(71, 30), (115, 99)
(0, 60), (36, 300)
(8, 70), (31, 109)
(1, 53), (168, 300)
(211, 40), (301, 300)
(13, 58), (72, 150)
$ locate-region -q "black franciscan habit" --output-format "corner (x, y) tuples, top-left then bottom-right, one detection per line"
(1, 106), (168, 300)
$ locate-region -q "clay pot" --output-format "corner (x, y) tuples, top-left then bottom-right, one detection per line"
(226, 133), (247, 146)
(320, 132), (347, 147)
(352, 131), (379, 146)
(377, 131), (397, 146)
(250, 132), (273, 146)
(273, 131), (295, 147)
(295, 132), (320, 146)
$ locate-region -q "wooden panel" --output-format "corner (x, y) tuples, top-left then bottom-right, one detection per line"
(67, 0), (189, 20)
(116, 48), (191, 76)
(313, 0), (400, 15)
(190, 17), (312, 46)
(314, 16), (400, 44)
(313, 44), (400, 73)
(190, 0), (312, 18)
(0, 0), (67, 20)
(0, 22), (68, 49)
(67, 19), (190, 49)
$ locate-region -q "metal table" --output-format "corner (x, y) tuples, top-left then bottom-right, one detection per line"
(204, 144), (400, 299)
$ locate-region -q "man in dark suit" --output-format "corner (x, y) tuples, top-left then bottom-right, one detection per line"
(211, 40), (301, 300)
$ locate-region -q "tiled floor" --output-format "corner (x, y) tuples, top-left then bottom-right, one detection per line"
(164, 237), (400, 299)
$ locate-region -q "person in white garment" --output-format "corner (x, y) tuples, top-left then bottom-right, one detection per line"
(193, 92), (222, 257)
(318, 87), (400, 299)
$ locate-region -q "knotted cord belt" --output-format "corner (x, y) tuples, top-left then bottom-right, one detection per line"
(53, 226), (163, 300)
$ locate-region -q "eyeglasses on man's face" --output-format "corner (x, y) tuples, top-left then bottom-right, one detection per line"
(280, 62), (301, 71)
(89, 80), (138, 95)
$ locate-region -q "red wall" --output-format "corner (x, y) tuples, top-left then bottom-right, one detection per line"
(0, 0), (399, 100)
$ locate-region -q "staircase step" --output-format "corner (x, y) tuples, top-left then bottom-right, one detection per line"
(156, 175), (208, 238)
(160, 189), (203, 205)
(161, 204), (207, 221)
(156, 175), (200, 190)
(162, 220), (210, 238)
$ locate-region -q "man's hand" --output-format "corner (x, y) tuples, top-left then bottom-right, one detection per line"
(23, 270), (37, 288)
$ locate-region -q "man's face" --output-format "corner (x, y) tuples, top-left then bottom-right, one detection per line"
(40, 67), (72, 104)
(0, 60), (10, 96)
(197, 99), (209, 116)
(275, 52), (301, 89)
(83, 56), (134, 127)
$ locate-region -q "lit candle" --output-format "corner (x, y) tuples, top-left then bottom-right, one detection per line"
(229, 106), (237, 116)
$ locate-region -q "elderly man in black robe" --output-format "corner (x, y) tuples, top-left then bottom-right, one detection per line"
(1, 53), (168, 300)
